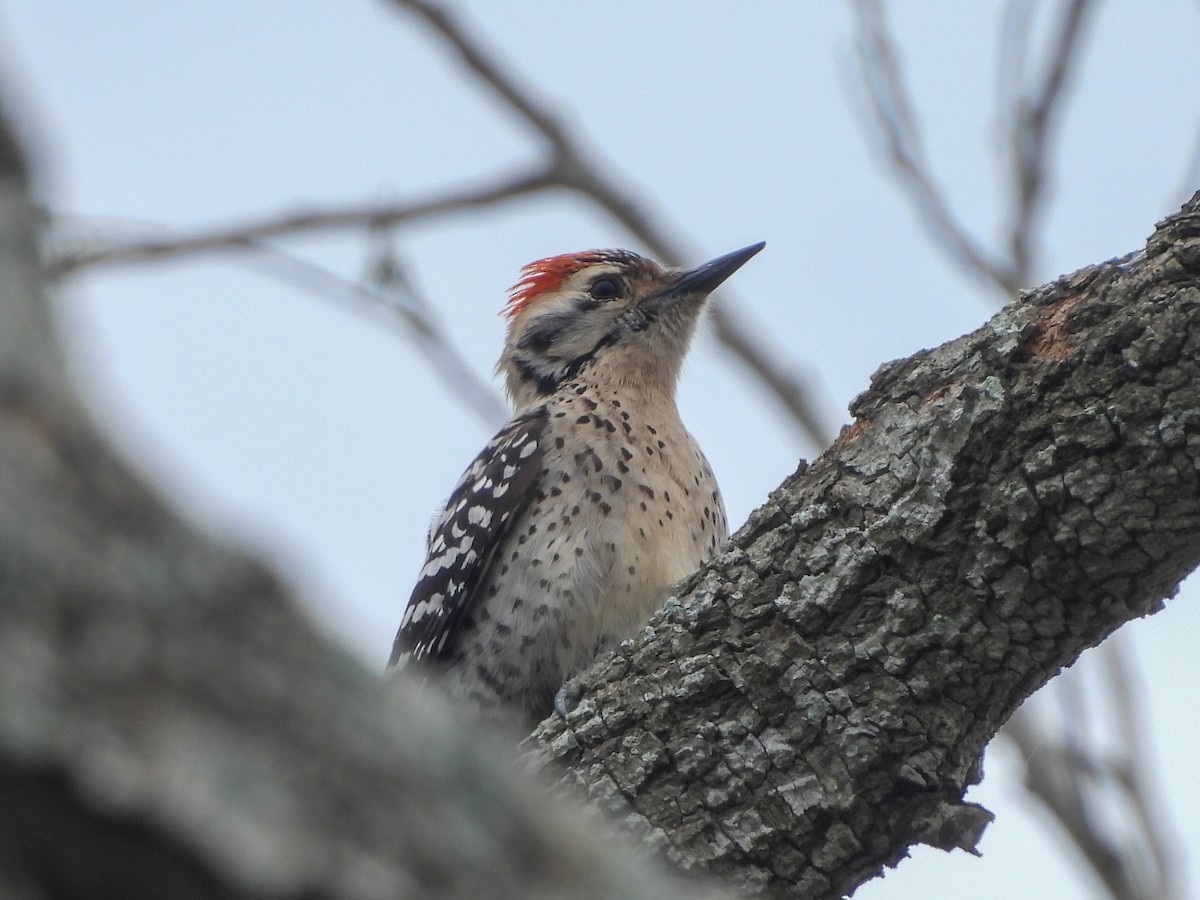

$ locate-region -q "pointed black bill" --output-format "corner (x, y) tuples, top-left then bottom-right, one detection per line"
(670, 241), (766, 296)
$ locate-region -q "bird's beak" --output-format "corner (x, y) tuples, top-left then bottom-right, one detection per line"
(669, 241), (766, 297)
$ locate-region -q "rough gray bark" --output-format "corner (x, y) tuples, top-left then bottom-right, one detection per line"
(529, 197), (1200, 897)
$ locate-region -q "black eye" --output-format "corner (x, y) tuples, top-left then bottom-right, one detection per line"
(588, 276), (623, 301)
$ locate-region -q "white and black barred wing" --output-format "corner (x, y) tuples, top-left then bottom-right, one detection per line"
(388, 409), (547, 671)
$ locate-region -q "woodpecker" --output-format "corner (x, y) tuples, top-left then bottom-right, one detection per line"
(389, 242), (765, 728)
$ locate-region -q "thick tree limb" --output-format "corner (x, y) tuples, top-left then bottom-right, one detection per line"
(530, 196), (1200, 898)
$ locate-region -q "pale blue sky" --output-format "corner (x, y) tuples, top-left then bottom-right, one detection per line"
(4, 3), (1198, 898)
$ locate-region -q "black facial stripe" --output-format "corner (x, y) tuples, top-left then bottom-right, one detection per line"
(517, 311), (575, 354)
(561, 331), (619, 380)
(513, 355), (562, 396)
(514, 331), (620, 396)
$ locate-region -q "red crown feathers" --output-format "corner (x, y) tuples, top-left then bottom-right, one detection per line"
(504, 249), (638, 318)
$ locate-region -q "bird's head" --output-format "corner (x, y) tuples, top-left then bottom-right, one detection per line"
(498, 242), (764, 409)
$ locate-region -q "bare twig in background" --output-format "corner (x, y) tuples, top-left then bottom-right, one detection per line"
(362, 232), (508, 427)
(1004, 644), (1186, 900)
(248, 237), (508, 428)
(1006, 708), (1136, 900)
(53, 214), (509, 429)
(1001, 0), (1095, 286)
(852, 0), (1019, 295)
(852, 0), (1095, 299)
(1102, 641), (1187, 900)
(49, 165), (559, 275)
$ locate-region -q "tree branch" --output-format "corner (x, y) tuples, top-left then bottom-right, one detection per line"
(851, 0), (1019, 296)
(48, 164), (559, 275)
(530, 195), (1200, 898)
(851, 0), (1096, 298)
(1005, 0), (1096, 285)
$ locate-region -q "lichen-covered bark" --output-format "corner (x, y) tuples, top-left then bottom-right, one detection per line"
(531, 198), (1200, 897)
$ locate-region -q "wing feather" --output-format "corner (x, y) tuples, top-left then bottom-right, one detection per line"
(388, 408), (547, 670)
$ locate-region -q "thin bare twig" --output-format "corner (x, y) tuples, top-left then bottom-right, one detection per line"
(363, 232), (508, 427)
(1102, 640), (1187, 900)
(235, 238), (507, 429)
(852, 0), (1095, 298)
(1003, 640), (1187, 900)
(1005, 707), (1142, 900)
(49, 165), (558, 275)
(851, 0), (1020, 296)
(1006, 0), (1096, 283)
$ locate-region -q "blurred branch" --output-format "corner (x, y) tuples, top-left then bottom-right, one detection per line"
(851, 0), (1095, 299)
(1006, 708), (1136, 900)
(53, 215), (509, 429)
(852, 0), (1019, 295)
(1002, 640), (1186, 900)
(246, 236), (508, 428)
(362, 233), (508, 427)
(49, 164), (559, 274)
(1102, 641), (1188, 900)
(1003, 0), (1095, 285)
